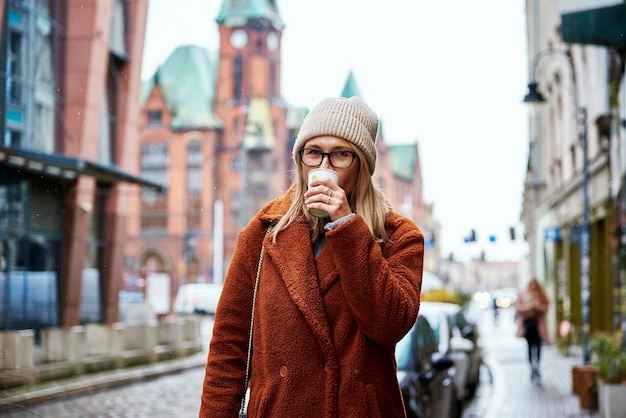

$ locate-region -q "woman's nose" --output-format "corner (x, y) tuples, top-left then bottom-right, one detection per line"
(319, 154), (333, 169)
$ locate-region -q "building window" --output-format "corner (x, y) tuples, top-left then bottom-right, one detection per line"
(4, 129), (22, 148)
(147, 110), (162, 126)
(186, 141), (202, 230)
(5, 12), (25, 148)
(3, 0), (58, 152)
(232, 155), (242, 171)
(270, 61), (277, 98)
(140, 144), (169, 232)
(80, 191), (105, 324)
(0, 172), (62, 334)
(99, 55), (124, 165)
(109, 0), (128, 60)
(233, 118), (239, 136)
(32, 0), (55, 153)
(233, 56), (243, 99)
(7, 27), (24, 106)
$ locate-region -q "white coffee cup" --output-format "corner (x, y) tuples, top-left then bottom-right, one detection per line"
(307, 168), (340, 218)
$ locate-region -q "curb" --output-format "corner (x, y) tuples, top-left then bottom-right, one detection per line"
(0, 352), (207, 412)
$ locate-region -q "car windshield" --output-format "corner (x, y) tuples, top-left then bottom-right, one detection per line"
(395, 330), (412, 370)
(420, 313), (441, 343)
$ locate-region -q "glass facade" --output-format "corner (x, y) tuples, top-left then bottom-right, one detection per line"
(4, 0), (57, 152)
(1, 0), (153, 333)
(0, 170), (62, 335)
(1, 1), (62, 335)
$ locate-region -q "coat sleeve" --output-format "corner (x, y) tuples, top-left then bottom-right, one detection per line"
(199, 219), (266, 418)
(325, 214), (424, 347)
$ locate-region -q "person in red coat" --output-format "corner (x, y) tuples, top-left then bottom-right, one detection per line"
(199, 96), (424, 418)
(515, 278), (550, 383)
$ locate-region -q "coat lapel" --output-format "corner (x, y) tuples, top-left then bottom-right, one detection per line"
(316, 244), (340, 295)
(264, 221), (335, 357)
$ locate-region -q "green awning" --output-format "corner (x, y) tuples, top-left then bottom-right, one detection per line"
(0, 146), (166, 192)
(561, 4), (626, 49)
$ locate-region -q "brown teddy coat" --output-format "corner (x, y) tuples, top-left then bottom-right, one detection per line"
(199, 189), (424, 418)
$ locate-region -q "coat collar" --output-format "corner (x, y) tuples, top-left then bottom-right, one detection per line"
(259, 185), (337, 359)
(256, 184), (297, 224)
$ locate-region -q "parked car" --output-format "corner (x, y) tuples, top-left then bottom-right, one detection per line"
(172, 283), (223, 315)
(449, 305), (482, 396)
(419, 302), (482, 400)
(396, 315), (459, 418)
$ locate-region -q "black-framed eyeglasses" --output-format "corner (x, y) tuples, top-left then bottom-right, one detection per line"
(298, 148), (358, 169)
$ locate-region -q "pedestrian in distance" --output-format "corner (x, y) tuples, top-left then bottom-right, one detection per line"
(199, 96), (425, 418)
(515, 278), (549, 383)
(492, 296), (500, 323)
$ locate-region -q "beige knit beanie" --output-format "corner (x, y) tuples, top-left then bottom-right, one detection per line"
(292, 96), (379, 175)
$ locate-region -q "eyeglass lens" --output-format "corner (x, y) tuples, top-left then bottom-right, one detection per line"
(300, 149), (355, 168)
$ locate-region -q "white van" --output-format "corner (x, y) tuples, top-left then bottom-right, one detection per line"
(173, 283), (223, 315)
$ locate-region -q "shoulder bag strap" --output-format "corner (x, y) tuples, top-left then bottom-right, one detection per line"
(239, 225), (272, 417)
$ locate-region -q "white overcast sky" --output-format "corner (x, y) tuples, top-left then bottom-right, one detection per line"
(142, 0), (531, 263)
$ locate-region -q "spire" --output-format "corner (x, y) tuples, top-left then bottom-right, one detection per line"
(216, 0), (284, 30)
(340, 70), (364, 100)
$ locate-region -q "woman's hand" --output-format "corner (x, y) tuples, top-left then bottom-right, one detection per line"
(304, 177), (352, 221)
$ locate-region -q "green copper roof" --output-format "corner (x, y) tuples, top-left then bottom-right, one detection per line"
(216, 0), (284, 29)
(142, 45), (222, 130)
(340, 70), (363, 99)
(390, 143), (418, 181)
(340, 70), (383, 141)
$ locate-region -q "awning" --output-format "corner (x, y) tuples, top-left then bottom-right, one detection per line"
(0, 146), (167, 192)
(561, 3), (626, 49)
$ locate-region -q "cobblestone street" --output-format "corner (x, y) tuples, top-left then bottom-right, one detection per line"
(1, 367), (206, 418)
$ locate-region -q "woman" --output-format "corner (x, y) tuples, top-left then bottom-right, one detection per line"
(199, 96), (424, 417)
(515, 278), (549, 382)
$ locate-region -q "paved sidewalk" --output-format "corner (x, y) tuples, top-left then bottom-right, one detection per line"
(0, 316), (213, 413)
(470, 307), (599, 418)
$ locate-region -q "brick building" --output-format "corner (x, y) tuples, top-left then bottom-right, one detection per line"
(0, 0), (160, 332)
(126, 0), (438, 308)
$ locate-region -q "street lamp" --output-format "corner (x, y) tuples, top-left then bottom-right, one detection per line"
(523, 48), (591, 365)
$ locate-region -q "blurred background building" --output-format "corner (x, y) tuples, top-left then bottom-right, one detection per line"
(520, 0), (626, 352)
(0, 0), (165, 336)
(124, 0), (438, 309)
(0, 0), (438, 335)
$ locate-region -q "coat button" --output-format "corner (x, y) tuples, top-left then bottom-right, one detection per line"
(280, 366), (288, 377)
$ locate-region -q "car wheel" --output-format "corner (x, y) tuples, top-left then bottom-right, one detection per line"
(466, 380), (478, 398)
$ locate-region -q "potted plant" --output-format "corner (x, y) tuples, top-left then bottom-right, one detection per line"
(590, 331), (626, 418)
(572, 363), (598, 410)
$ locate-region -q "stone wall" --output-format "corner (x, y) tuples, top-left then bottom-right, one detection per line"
(0, 317), (203, 390)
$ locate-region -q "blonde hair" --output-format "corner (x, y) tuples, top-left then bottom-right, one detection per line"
(272, 145), (390, 244)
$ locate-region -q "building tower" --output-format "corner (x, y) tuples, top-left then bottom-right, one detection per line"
(214, 0), (290, 257)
